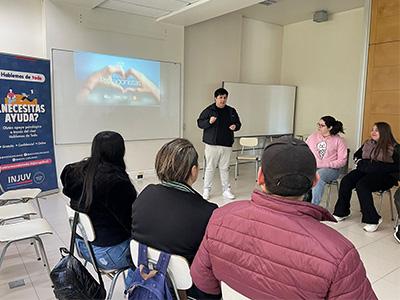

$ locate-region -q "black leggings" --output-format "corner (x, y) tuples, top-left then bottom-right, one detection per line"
(333, 169), (396, 224)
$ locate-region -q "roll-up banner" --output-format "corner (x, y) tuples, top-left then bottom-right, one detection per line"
(0, 53), (58, 193)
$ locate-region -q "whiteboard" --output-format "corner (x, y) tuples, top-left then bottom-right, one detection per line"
(222, 82), (296, 137)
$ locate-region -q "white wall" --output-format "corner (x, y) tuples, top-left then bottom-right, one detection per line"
(183, 12), (243, 156)
(42, 0), (184, 176)
(240, 17), (283, 84)
(0, 0), (44, 58)
(183, 13), (284, 160)
(0, 0), (366, 179)
(281, 8), (365, 153)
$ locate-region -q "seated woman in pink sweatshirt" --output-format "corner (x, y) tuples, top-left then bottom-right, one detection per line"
(306, 116), (347, 205)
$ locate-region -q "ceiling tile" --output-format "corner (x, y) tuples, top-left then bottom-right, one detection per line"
(111, 0), (193, 11)
(99, 0), (169, 18)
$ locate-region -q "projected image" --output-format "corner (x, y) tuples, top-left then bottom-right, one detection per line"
(75, 52), (160, 106)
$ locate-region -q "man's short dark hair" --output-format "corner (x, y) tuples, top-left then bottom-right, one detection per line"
(214, 88), (228, 98)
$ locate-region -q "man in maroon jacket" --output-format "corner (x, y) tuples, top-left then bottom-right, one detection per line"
(190, 137), (376, 299)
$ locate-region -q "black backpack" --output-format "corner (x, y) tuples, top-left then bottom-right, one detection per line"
(50, 212), (106, 300)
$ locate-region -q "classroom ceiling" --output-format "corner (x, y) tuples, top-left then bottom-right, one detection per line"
(50, 0), (365, 26)
(241, 0), (365, 25)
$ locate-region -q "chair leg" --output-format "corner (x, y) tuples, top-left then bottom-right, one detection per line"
(36, 197), (43, 218)
(255, 161), (259, 182)
(378, 194), (384, 213)
(326, 185), (332, 210)
(0, 241), (13, 270)
(202, 155), (206, 180)
(388, 190), (394, 221)
(169, 274), (180, 300)
(31, 239), (41, 261)
(33, 236), (51, 275)
(106, 269), (125, 300)
(235, 160), (238, 180)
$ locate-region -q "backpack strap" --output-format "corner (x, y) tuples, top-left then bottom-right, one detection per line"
(155, 251), (171, 275)
(138, 243), (149, 267)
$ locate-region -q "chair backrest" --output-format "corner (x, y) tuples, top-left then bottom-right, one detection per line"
(65, 205), (96, 242)
(221, 282), (250, 300)
(130, 239), (192, 290)
(339, 148), (351, 176)
(239, 137), (258, 148)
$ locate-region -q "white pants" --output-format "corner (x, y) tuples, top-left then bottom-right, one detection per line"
(204, 144), (232, 191)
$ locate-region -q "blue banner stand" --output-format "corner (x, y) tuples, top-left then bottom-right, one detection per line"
(0, 53), (58, 194)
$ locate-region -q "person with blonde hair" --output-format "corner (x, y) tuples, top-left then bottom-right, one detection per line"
(131, 138), (219, 298)
(131, 138), (217, 262)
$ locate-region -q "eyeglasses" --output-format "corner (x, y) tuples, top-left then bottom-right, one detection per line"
(316, 123), (326, 128)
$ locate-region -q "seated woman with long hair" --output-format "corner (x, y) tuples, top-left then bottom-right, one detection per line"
(306, 115), (347, 205)
(131, 138), (219, 299)
(61, 131), (137, 275)
(333, 122), (399, 232)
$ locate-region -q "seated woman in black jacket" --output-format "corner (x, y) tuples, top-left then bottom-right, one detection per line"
(333, 122), (399, 232)
(61, 131), (137, 278)
(131, 138), (219, 299)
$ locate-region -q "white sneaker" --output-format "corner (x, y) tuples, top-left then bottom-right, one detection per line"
(223, 189), (235, 200)
(332, 214), (351, 222)
(203, 189), (210, 200)
(363, 218), (383, 232)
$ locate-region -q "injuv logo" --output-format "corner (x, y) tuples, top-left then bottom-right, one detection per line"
(33, 172), (45, 184)
(8, 172), (31, 183)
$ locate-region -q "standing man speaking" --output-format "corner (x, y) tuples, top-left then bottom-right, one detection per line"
(197, 88), (241, 200)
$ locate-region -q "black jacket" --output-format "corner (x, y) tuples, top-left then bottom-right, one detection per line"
(197, 103), (241, 147)
(61, 161), (137, 247)
(131, 183), (217, 264)
(354, 143), (400, 181)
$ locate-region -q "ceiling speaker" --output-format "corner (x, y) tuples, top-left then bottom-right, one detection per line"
(313, 10), (328, 23)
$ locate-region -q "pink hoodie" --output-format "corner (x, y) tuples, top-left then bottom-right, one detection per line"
(306, 132), (347, 169)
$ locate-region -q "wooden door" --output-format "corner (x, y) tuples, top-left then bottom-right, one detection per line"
(363, 0), (400, 141)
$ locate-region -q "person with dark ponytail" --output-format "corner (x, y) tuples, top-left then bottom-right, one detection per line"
(60, 131), (137, 277)
(305, 116), (348, 205)
(333, 122), (400, 232)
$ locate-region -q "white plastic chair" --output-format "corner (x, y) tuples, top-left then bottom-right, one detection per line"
(65, 205), (129, 300)
(0, 202), (42, 261)
(130, 239), (192, 300)
(221, 281), (250, 300)
(235, 137), (260, 181)
(0, 218), (52, 274)
(0, 202), (37, 224)
(0, 188), (43, 217)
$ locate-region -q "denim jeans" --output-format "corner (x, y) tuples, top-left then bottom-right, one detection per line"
(76, 238), (134, 287)
(312, 168), (340, 205)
